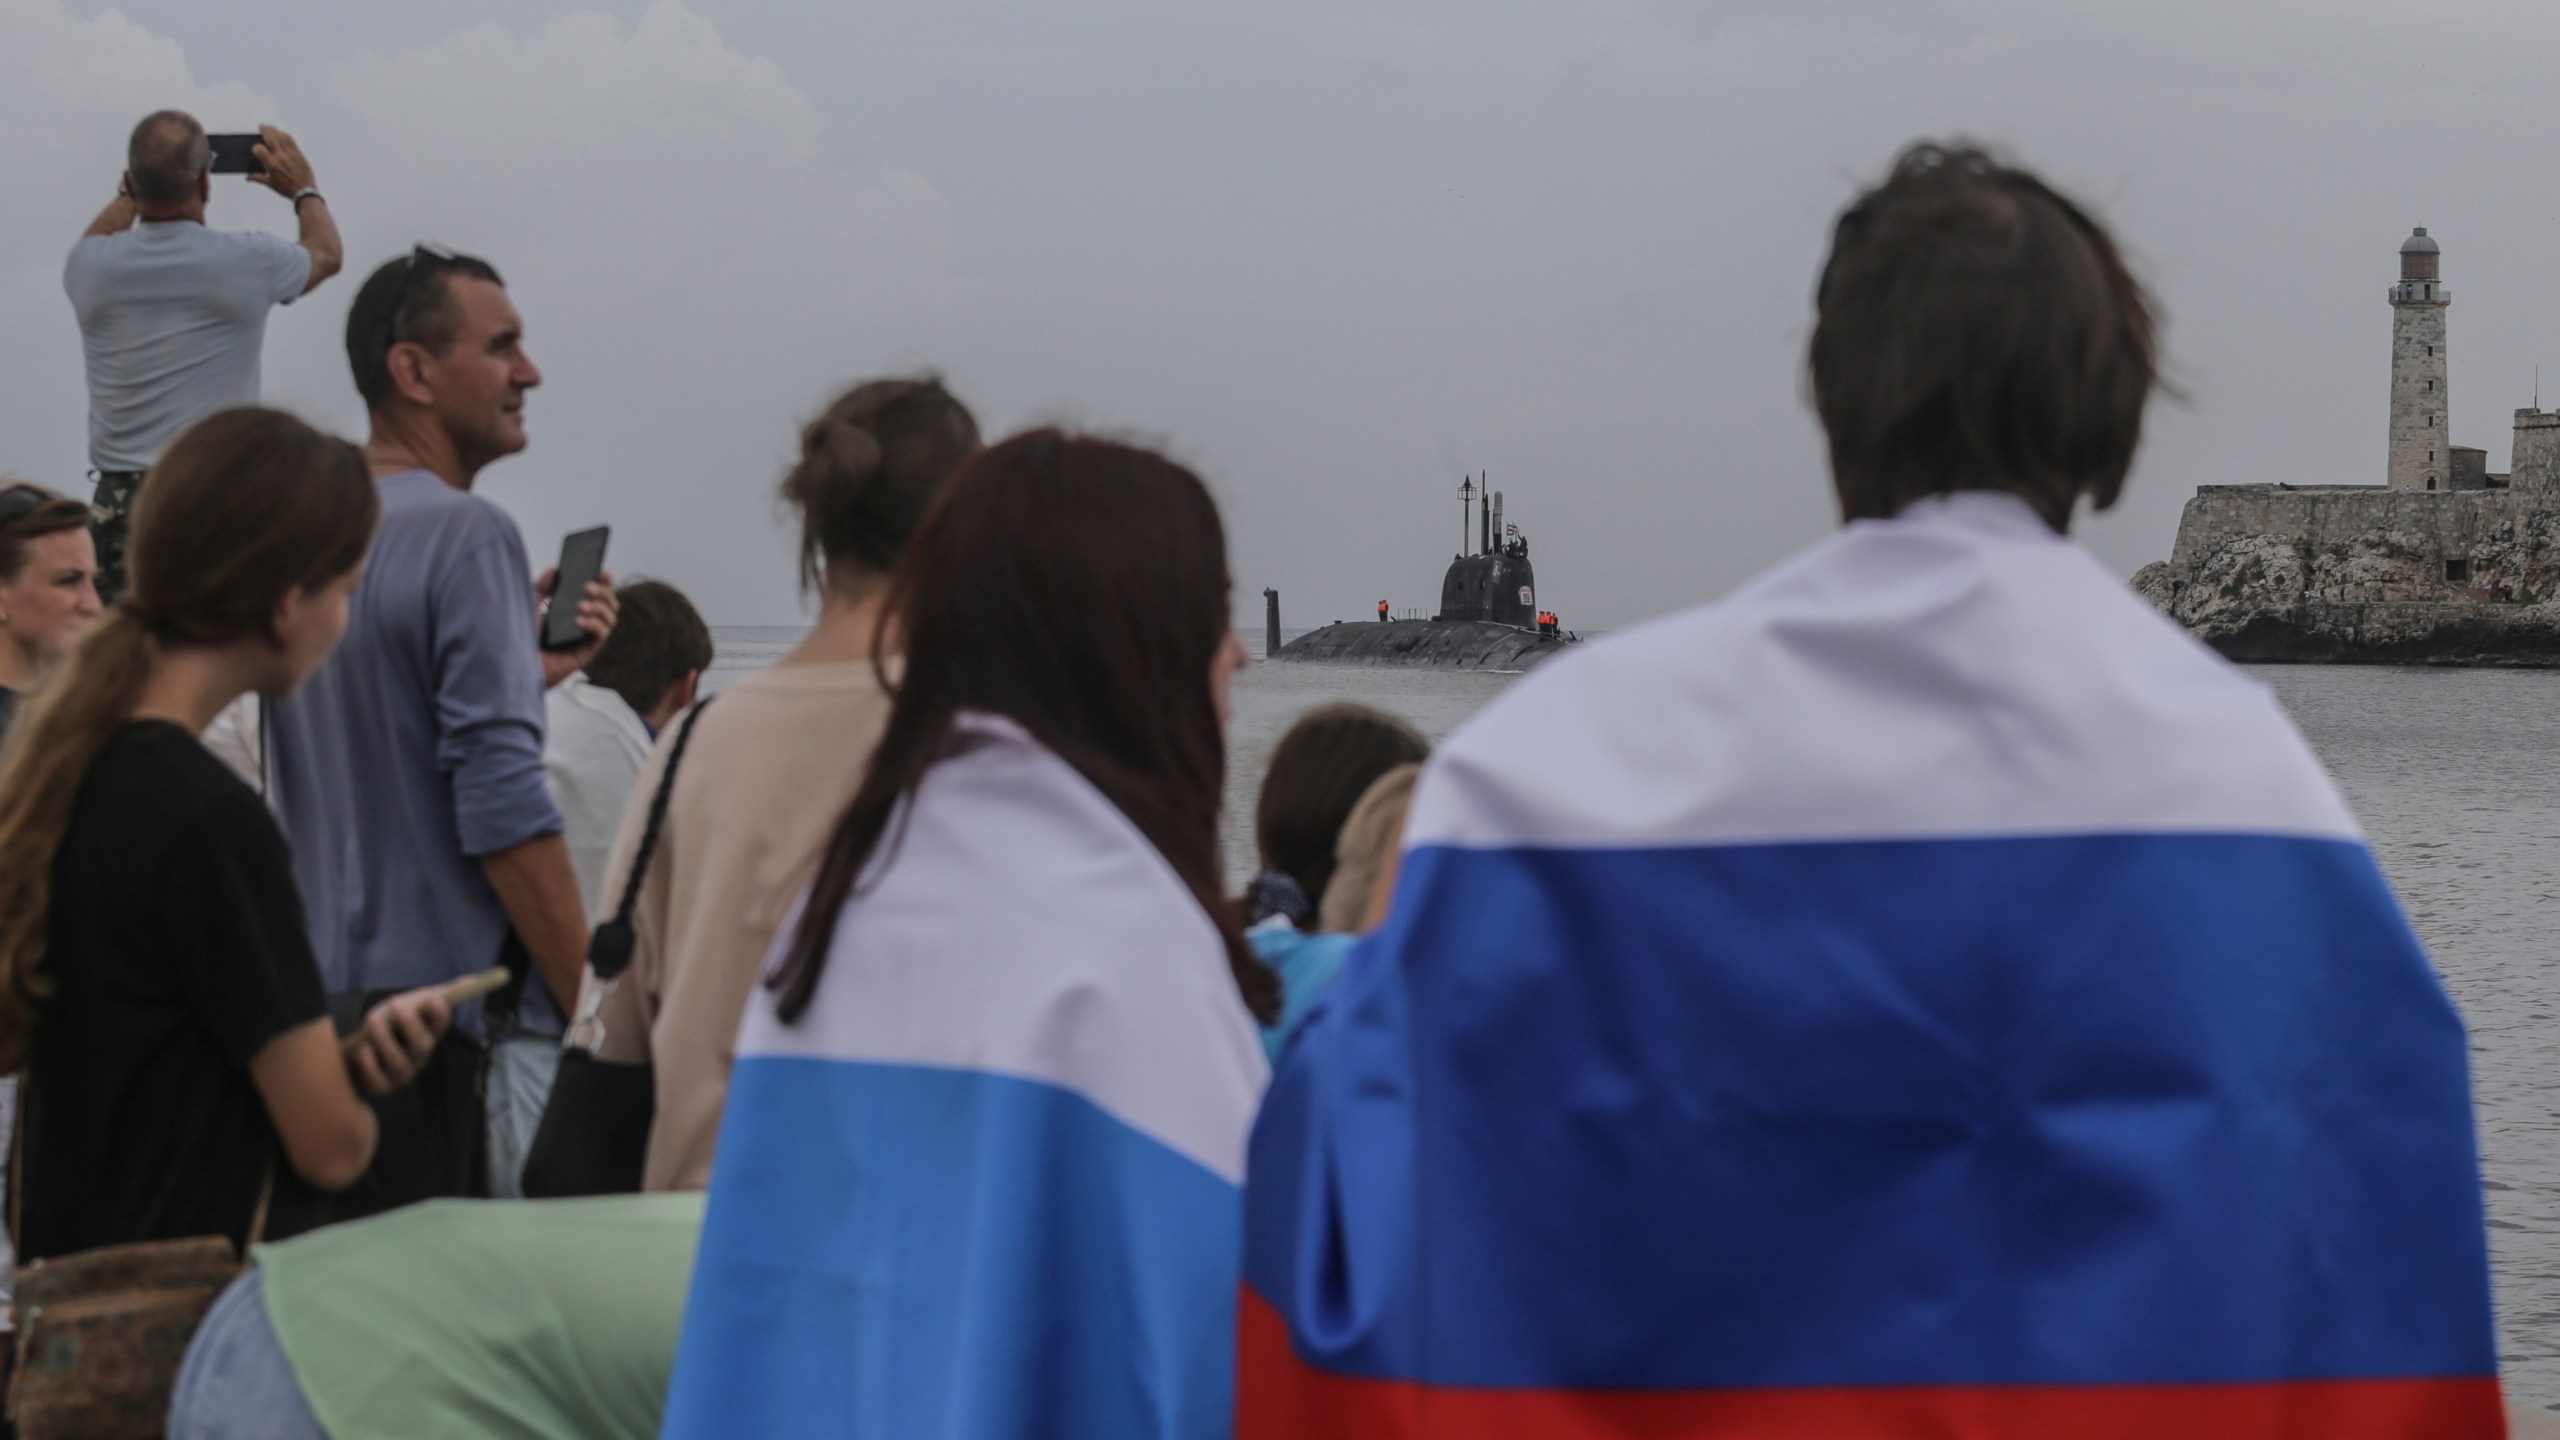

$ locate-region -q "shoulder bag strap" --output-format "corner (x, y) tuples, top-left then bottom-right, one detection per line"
(8, 1070), (20, 1259)
(567, 699), (714, 1054)
(242, 1160), (274, 1253)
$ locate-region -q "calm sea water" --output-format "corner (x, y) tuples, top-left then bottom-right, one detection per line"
(711, 626), (2560, 1400)
(2258, 666), (2560, 1403)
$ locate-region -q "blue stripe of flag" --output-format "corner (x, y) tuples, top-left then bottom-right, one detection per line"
(667, 1057), (1244, 1440)
(1247, 833), (2496, 1391)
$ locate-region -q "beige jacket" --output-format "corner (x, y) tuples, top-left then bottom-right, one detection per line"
(579, 659), (892, 1192)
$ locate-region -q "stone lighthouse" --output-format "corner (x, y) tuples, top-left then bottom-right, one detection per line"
(2387, 227), (2451, 490)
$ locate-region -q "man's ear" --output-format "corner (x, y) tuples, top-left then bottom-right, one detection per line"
(386, 343), (437, 409)
(197, 169), (212, 204)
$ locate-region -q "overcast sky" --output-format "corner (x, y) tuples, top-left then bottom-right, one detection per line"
(5, 0), (2556, 627)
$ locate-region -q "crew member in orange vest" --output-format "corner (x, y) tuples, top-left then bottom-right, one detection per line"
(1378, 599), (1389, 623)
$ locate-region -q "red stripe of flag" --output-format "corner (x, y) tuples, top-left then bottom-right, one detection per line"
(1238, 1289), (2505, 1439)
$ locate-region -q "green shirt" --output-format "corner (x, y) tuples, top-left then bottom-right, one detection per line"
(257, 1193), (703, 1440)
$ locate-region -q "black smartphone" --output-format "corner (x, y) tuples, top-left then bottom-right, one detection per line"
(206, 133), (265, 176)
(543, 527), (611, 651)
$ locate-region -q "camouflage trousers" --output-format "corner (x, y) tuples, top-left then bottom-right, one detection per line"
(89, 469), (146, 608)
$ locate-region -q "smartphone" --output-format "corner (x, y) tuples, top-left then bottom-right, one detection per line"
(206, 133), (265, 176)
(440, 967), (514, 1007)
(544, 526), (611, 651)
(339, 968), (510, 1053)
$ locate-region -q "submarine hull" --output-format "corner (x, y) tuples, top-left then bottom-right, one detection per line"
(1270, 619), (1568, 671)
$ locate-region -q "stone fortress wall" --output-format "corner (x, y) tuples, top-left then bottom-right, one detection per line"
(2135, 230), (2560, 663)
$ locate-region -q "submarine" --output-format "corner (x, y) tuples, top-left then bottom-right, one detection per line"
(1269, 476), (1576, 671)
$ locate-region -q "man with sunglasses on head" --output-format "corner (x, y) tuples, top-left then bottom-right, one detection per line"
(266, 247), (618, 1212)
(65, 111), (343, 604)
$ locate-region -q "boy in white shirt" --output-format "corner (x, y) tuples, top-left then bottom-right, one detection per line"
(545, 581), (711, 914)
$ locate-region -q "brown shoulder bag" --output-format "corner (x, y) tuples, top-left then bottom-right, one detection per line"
(6, 1072), (270, 1440)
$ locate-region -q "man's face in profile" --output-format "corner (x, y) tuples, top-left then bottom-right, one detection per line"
(424, 276), (541, 467)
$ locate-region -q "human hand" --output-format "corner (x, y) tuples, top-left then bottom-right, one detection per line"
(536, 567), (618, 689)
(348, 986), (451, 1096)
(251, 125), (317, 198)
(98, 180), (137, 233)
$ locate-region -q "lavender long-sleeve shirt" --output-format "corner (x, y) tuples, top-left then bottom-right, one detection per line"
(270, 469), (567, 1033)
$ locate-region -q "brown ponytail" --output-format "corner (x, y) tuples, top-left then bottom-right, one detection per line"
(0, 407), (376, 1072)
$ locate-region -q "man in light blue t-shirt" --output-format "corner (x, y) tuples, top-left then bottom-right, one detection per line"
(64, 109), (343, 601)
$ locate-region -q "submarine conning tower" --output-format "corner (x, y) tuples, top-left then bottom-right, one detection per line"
(1436, 483), (1538, 627)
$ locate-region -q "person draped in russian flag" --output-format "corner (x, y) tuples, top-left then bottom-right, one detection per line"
(1240, 143), (2509, 1439)
(663, 431), (1274, 1440)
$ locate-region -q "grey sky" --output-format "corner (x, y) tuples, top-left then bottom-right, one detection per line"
(5, 0), (2556, 628)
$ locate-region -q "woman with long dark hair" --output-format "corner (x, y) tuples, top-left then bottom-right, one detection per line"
(662, 431), (1274, 1440)
(0, 407), (452, 1272)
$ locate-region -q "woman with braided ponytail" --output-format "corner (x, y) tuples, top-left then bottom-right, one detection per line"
(0, 406), (453, 1266)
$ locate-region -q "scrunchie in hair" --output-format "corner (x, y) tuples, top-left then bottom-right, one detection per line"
(1243, 869), (1315, 931)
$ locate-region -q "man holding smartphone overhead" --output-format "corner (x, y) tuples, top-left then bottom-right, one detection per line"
(65, 111), (344, 603)
(267, 246), (619, 1208)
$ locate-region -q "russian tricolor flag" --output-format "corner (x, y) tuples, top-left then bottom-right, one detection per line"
(1241, 492), (2505, 1438)
(664, 715), (1269, 1440)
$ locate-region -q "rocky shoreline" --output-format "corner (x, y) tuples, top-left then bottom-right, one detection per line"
(2134, 556), (2560, 666)
(2130, 464), (2560, 665)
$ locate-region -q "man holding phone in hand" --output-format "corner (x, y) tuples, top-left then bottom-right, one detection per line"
(66, 111), (344, 603)
(268, 247), (619, 1207)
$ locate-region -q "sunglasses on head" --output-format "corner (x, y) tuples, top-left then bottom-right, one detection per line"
(388, 242), (462, 343)
(0, 486), (55, 530)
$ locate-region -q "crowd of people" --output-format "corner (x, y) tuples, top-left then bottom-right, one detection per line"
(0, 108), (2542, 1439)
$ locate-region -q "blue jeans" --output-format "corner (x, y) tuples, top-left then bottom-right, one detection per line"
(166, 1270), (328, 1440)
(485, 1032), (563, 1199)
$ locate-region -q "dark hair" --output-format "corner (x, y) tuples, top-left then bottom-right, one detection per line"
(1254, 703), (1428, 926)
(0, 408), (376, 1071)
(584, 579), (712, 719)
(345, 249), (507, 410)
(1810, 142), (2162, 532)
(0, 485), (96, 583)
(127, 110), (206, 207)
(781, 377), (981, 594)
(770, 429), (1278, 1025)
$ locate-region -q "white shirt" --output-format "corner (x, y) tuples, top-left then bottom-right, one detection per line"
(201, 695), (263, 793)
(543, 676), (655, 916)
(64, 221), (310, 471)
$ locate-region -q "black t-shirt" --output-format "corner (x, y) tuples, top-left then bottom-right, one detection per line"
(20, 721), (327, 1260)
(0, 685), (19, 742)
